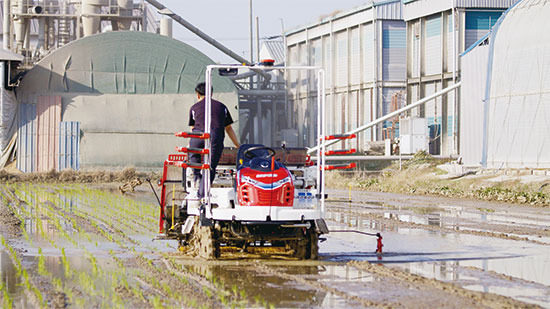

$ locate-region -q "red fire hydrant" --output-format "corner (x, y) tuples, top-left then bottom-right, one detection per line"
(376, 233), (383, 254)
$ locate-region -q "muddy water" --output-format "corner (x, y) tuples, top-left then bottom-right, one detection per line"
(1, 250), (30, 307)
(322, 191), (550, 307)
(2, 184), (549, 308)
(167, 201), (550, 308)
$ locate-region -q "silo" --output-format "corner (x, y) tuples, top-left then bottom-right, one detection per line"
(81, 0), (108, 36)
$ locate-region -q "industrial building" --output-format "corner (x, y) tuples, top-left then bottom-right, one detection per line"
(402, 0), (519, 156)
(15, 31), (238, 172)
(460, 0), (550, 169)
(0, 0), (239, 171)
(285, 0), (406, 151)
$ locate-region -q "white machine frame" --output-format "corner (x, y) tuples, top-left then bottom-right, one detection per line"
(186, 64), (327, 223)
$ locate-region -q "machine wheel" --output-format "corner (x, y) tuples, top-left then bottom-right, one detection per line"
(307, 228), (319, 260)
(191, 220), (220, 259)
(288, 227), (319, 260)
(289, 239), (308, 260)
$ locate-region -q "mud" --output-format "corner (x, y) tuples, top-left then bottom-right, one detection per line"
(326, 189), (550, 245)
(349, 261), (535, 308)
(0, 167), (157, 184)
(326, 156), (550, 207)
(1, 183), (549, 308)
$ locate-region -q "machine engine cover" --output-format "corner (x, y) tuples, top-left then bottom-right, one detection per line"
(237, 166), (294, 206)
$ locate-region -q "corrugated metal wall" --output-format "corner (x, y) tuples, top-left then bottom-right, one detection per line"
(350, 28), (361, 86)
(36, 96), (62, 172)
(363, 23), (374, 82)
(382, 21), (406, 81)
(17, 99), (81, 172)
(455, 0), (518, 7)
(361, 89), (374, 146)
(445, 84), (456, 155)
(410, 20), (421, 78)
(17, 104), (36, 173)
(335, 31), (348, 87)
(424, 82), (442, 127)
(285, 1), (407, 149)
(465, 11), (503, 48)
(403, 2), (512, 156)
(58, 121), (80, 171)
(446, 13), (454, 72)
(485, 0), (550, 168)
(424, 14), (442, 76)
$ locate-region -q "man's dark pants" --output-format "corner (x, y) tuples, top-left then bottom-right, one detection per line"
(189, 129), (225, 198)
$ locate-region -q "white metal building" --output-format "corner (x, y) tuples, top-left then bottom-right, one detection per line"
(402, 0), (518, 156)
(285, 0), (406, 151)
(460, 0), (550, 169)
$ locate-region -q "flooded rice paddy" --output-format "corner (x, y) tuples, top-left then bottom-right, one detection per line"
(0, 184), (548, 308)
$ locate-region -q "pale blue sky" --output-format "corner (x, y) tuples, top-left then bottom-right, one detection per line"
(158, 0), (370, 63)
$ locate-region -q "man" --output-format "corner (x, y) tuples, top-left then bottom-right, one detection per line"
(188, 82), (240, 198)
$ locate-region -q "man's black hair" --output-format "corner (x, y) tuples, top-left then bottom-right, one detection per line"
(195, 82), (213, 96)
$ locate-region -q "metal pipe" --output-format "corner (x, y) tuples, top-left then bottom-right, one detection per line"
(37, 17), (45, 54)
(452, 3), (458, 155)
(249, 0), (253, 63)
(255, 16), (259, 63)
(311, 155), (457, 161)
(3, 0), (10, 50)
(238, 89), (286, 96)
(308, 82), (462, 154)
(373, 15), (379, 140)
(145, 0), (252, 66)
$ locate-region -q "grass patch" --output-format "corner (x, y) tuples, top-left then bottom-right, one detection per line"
(326, 151), (550, 207)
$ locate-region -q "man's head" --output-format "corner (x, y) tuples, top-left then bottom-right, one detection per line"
(195, 82), (213, 99)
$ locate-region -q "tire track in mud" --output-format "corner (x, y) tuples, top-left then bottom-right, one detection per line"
(327, 202), (550, 246)
(348, 261), (539, 309)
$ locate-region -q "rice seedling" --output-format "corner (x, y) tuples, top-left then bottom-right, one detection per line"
(37, 248), (49, 277)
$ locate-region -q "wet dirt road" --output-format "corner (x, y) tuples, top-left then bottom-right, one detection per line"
(1, 184), (549, 308)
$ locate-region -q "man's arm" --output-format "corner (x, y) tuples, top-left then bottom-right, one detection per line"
(225, 125), (240, 148)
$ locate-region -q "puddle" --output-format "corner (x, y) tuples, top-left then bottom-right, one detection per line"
(184, 263), (337, 307)
(0, 250), (31, 307)
(322, 209), (550, 307)
(394, 259), (550, 307)
(180, 261), (370, 308)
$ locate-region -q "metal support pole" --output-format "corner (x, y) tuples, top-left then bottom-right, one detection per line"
(3, 0), (10, 50)
(249, 0), (253, 63)
(256, 16), (260, 63)
(317, 69), (326, 216)
(205, 67), (213, 214)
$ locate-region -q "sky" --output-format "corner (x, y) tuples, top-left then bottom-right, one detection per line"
(157, 0), (370, 63)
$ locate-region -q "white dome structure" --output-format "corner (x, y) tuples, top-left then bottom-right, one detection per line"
(460, 0), (550, 169)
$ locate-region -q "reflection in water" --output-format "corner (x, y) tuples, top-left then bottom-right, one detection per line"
(183, 262), (381, 308)
(186, 263), (329, 307)
(397, 259), (550, 307)
(0, 250), (28, 307)
(324, 208), (550, 307)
